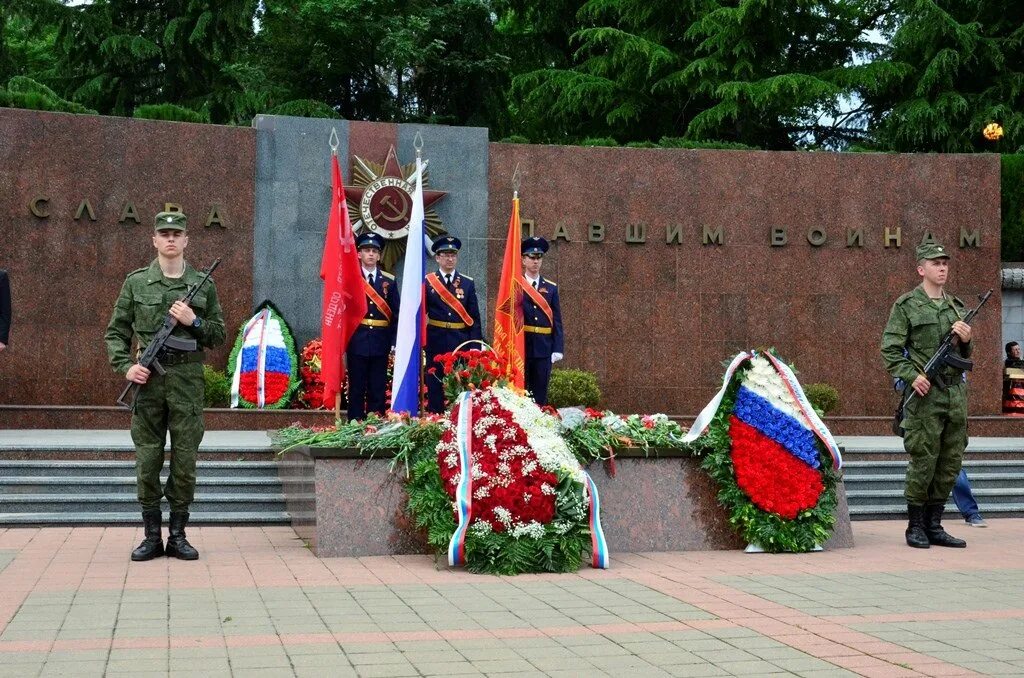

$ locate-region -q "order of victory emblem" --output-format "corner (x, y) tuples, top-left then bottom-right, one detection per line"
(345, 146), (448, 241)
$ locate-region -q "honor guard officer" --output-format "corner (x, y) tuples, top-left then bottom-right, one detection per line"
(104, 211), (226, 561)
(425, 235), (482, 412)
(881, 242), (972, 550)
(521, 236), (564, 405)
(346, 232), (399, 420)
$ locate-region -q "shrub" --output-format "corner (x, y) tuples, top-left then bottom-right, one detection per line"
(546, 369), (601, 408)
(580, 137), (618, 147)
(657, 137), (757, 151)
(265, 99), (339, 119)
(804, 383), (840, 416)
(133, 103), (209, 123)
(1, 77), (96, 114)
(204, 366), (231, 408)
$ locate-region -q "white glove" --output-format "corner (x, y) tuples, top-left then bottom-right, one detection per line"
(551, 352), (563, 364)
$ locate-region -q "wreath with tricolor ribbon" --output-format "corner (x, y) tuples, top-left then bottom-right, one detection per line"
(227, 301), (300, 409)
(682, 350), (842, 552)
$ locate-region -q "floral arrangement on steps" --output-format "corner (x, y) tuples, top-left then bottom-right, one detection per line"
(296, 338), (351, 410)
(683, 350), (843, 553)
(227, 301), (299, 409)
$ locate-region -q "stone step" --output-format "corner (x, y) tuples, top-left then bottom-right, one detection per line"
(0, 460), (280, 477)
(0, 511), (291, 525)
(846, 488), (1024, 502)
(842, 460), (1024, 475)
(843, 473), (1024, 491)
(850, 504), (1024, 520)
(837, 436), (1024, 462)
(0, 494), (287, 514)
(0, 476), (282, 495)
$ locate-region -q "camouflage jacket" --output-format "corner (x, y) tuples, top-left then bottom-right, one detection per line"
(881, 284), (972, 386)
(104, 259), (226, 376)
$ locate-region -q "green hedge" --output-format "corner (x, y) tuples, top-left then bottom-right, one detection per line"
(133, 103), (210, 123)
(1003, 154), (1024, 262)
(546, 369), (601, 408)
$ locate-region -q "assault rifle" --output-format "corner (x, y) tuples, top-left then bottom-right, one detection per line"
(116, 259), (221, 409)
(892, 289), (993, 436)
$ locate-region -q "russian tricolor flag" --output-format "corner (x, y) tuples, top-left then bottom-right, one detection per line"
(390, 155), (428, 414)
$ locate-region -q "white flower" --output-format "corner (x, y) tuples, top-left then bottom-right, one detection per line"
(541, 483), (555, 495)
(493, 507), (512, 526)
(443, 453), (458, 468)
(469, 520), (492, 535)
(510, 521), (546, 539)
(473, 486), (491, 500)
(558, 407), (586, 430)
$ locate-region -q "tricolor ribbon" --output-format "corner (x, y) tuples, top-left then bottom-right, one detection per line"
(255, 309), (271, 407)
(447, 391), (474, 567)
(762, 352), (842, 469)
(583, 471), (610, 569)
(229, 308), (271, 408)
(679, 351), (752, 444)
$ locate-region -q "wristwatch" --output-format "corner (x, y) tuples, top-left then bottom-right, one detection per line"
(192, 317), (202, 328)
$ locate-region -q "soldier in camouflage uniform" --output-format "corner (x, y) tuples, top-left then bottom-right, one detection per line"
(881, 243), (972, 549)
(105, 212), (225, 561)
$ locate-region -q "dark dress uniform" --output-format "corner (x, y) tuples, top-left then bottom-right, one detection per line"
(104, 212), (226, 561)
(425, 236), (482, 413)
(346, 233), (399, 420)
(881, 242), (970, 549)
(521, 237), (564, 406)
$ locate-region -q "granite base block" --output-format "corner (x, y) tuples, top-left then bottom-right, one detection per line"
(278, 447), (853, 558)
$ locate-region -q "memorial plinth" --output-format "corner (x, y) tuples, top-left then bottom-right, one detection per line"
(278, 446), (854, 559)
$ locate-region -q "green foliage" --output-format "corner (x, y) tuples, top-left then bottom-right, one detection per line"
(580, 136), (619, 147)
(0, 75), (96, 113)
(1003, 154), (1024, 261)
(266, 99), (339, 119)
(547, 369), (602, 408)
(866, 1), (1024, 153)
(804, 383), (840, 416)
(511, 0), (892, 149)
(203, 366), (230, 408)
(658, 137), (757, 150)
(133, 103), (209, 123)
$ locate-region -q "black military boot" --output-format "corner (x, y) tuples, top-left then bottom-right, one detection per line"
(905, 504), (930, 548)
(131, 509), (165, 561)
(924, 502), (967, 548)
(166, 511), (199, 560)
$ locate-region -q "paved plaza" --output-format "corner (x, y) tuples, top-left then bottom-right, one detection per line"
(1, 521), (1022, 677)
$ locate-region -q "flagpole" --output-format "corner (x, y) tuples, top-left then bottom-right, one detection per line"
(414, 136), (427, 415)
(331, 127), (344, 426)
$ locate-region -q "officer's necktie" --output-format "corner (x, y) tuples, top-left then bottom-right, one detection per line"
(445, 274), (452, 287)
(532, 280), (538, 290)
(367, 273), (373, 285)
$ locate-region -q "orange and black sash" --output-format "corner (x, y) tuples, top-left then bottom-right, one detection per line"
(363, 279), (392, 322)
(426, 273), (474, 325)
(522, 278), (554, 325)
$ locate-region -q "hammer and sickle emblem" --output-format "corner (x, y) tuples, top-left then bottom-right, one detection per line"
(373, 191), (410, 224)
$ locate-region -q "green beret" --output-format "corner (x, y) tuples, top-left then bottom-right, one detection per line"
(916, 242), (950, 261)
(154, 211), (187, 232)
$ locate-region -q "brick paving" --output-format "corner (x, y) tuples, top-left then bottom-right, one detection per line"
(1, 521), (1022, 677)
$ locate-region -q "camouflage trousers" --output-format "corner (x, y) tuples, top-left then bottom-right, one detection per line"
(130, 362), (205, 512)
(902, 382), (968, 505)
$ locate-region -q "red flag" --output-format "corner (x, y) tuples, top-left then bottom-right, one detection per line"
(492, 196), (526, 388)
(320, 154), (368, 406)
